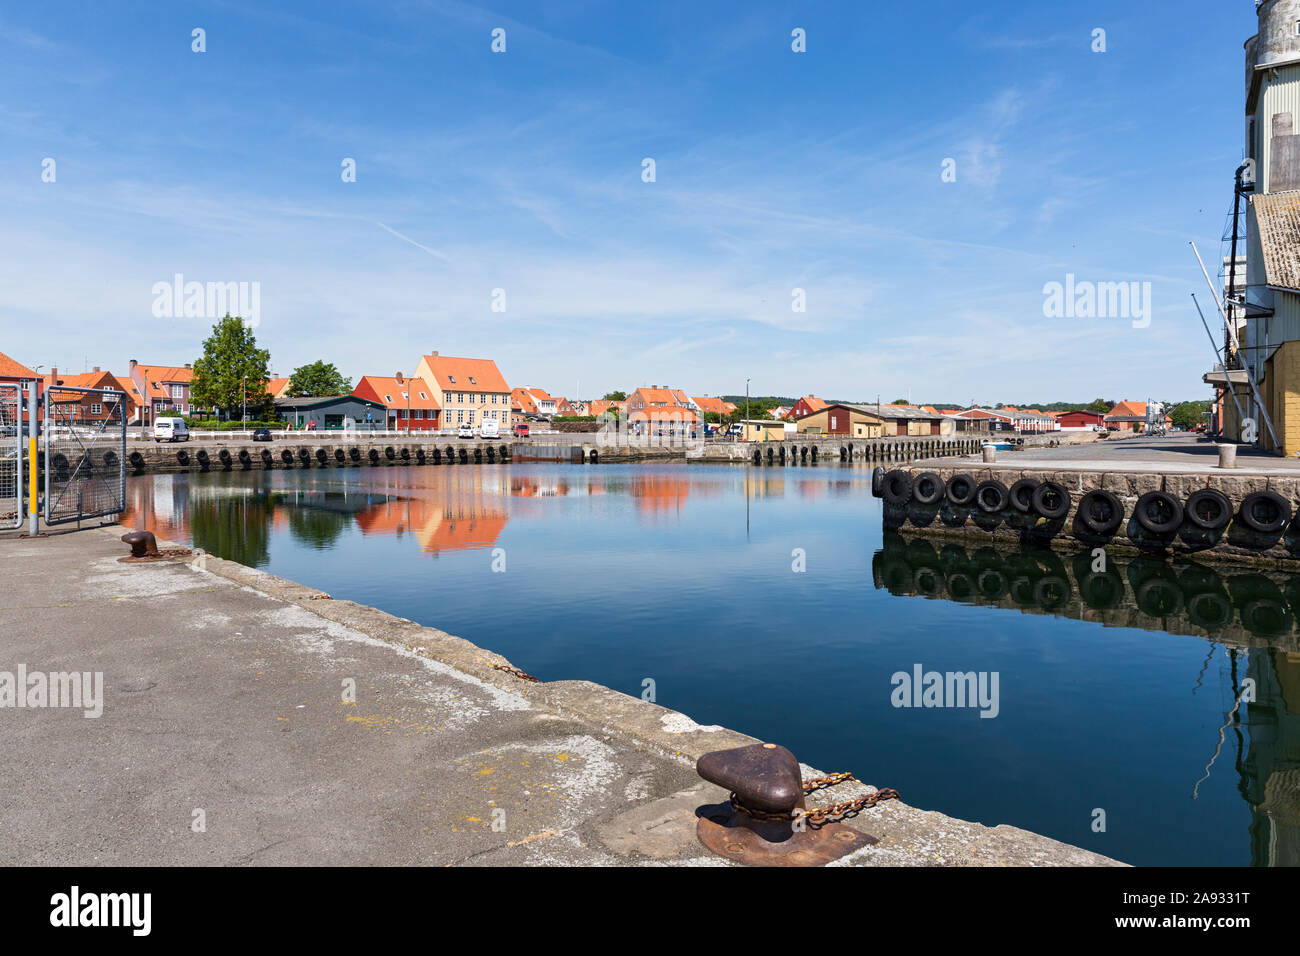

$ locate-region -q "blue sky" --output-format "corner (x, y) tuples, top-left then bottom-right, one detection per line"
(0, 0), (1260, 403)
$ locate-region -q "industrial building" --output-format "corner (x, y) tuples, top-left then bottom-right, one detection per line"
(1209, 0), (1300, 454)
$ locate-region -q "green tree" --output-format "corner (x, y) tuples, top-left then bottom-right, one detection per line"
(1085, 398), (1113, 414)
(1170, 401), (1209, 430)
(287, 360), (351, 397)
(890, 398), (910, 405)
(191, 315), (272, 419)
(602, 390), (628, 402)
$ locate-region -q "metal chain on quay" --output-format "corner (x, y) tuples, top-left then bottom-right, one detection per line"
(729, 771), (901, 827)
(491, 662), (540, 683)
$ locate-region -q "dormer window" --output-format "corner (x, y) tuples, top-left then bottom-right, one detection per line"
(384, 395), (393, 403)
(448, 375), (456, 384)
(419, 392), (428, 399)
(469, 376), (477, 385)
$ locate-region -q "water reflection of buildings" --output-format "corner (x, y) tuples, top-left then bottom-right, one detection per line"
(122, 472), (510, 559)
(874, 532), (1300, 866)
(120, 474), (195, 542)
(355, 498), (507, 555)
(508, 472), (720, 517)
(1245, 649), (1300, 865)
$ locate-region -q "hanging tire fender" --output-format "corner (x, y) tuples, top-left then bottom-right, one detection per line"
(1076, 489), (1124, 535)
(1184, 488), (1232, 531)
(946, 473), (977, 507)
(1030, 481), (1071, 520)
(1008, 478), (1039, 514)
(1238, 490), (1292, 534)
(911, 471), (944, 506)
(1133, 490), (1184, 535)
(973, 479), (1009, 513)
(881, 470), (913, 506)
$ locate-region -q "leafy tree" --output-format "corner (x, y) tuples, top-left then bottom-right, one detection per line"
(287, 360), (351, 397)
(890, 398), (910, 405)
(191, 315), (272, 419)
(1170, 401), (1210, 430)
(1085, 398), (1114, 414)
(601, 390), (628, 402)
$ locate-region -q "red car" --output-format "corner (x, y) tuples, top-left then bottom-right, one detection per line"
(513, 423), (530, 437)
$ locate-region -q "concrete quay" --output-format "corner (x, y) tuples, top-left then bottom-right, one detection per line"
(883, 436), (1300, 569)
(41, 434), (699, 478)
(0, 525), (1120, 867)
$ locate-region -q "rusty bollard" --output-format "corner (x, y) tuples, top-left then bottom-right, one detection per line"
(120, 530), (160, 559)
(695, 742), (876, 866)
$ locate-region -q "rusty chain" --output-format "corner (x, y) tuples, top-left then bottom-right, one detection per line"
(728, 771), (900, 826)
(491, 662), (540, 683)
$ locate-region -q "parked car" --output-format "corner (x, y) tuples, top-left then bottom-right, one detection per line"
(153, 417), (190, 443)
(513, 422), (530, 437)
(479, 418), (500, 439)
(252, 428), (273, 442)
(457, 423), (475, 438)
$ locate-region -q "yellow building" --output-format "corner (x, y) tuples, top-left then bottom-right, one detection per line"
(413, 351), (513, 432)
(740, 420), (787, 442)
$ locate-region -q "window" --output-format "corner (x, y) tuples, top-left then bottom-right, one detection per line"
(90, 403), (103, 415)
(171, 384), (184, 399)
(468, 409), (476, 422)
(419, 391), (428, 399)
(384, 395), (393, 403)
(457, 410), (464, 423)
(469, 376), (477, 385)
(448, 375), (456, 384)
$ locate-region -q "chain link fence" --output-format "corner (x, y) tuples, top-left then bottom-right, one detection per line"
(0, 384), (22, 528)
(43, 384), (126, 525)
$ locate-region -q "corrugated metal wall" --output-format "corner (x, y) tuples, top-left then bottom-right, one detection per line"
(1256, 63), (1300, 193)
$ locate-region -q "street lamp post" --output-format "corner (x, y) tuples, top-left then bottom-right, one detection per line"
(745, 379), (750, 443)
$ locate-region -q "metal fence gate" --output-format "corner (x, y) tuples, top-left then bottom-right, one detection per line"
(0, 383), (22, 529)
(43, 384), (126, 525)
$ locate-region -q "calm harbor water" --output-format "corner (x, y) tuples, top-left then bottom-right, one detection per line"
(123, 462), (1300, 866)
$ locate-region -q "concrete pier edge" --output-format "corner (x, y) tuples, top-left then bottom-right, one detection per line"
(96, 522), (1122, 866)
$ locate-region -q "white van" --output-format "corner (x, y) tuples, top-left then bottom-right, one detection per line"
(479, 418), (500, 440)
(153, 417), (190, 443)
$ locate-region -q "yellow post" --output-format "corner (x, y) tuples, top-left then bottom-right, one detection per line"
(28, 436), (37, 513)
(27, 380), (38, 534)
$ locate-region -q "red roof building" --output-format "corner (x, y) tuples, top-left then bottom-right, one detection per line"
(788, 395), (828, 419)
(128, 360), (195, 423)
(693, 396), (737, 416)
(353, 374), (441, 431)
(0, 350), (36, 384)
(42, 368), (137, 424)
(1056, 409), (1105, 429)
